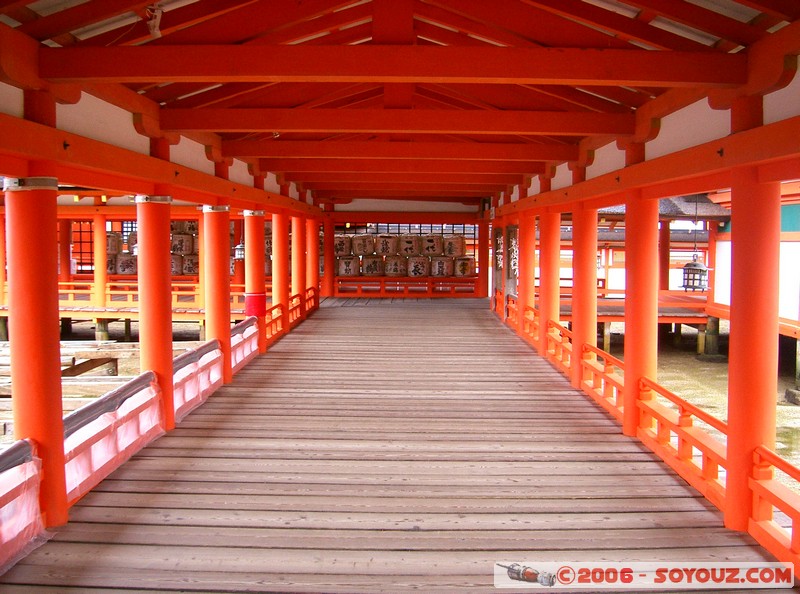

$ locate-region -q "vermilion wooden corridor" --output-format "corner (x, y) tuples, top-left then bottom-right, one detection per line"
(0, 300), (783, 593)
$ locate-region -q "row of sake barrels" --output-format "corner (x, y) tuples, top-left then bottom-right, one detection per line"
(106, 254), (275, 276)
(334, 234), (467, 258)
(338, 255), (475, 278)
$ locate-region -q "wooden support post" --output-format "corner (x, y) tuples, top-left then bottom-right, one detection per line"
(136, 194), (175, 430)
(321, 214), (335, 298)
(203, 205), (233, 383)
(292, 215), (307, 315)
(537, 212), (560, 355)
(95, 319), (110, 341)
(622, 191), (660, 437)
(60, 318), (72, 338)
(704, 317), (720, 355)
(5, 174), (68, 527)
(477, 220), (490, 298)
(244, 210), (268, 353)
(124, 319), (132, 342)
(306, 218), (320, 295)
(272, 212), (290, 315)
(659, 221), (671, 290)
(571, 206), (598, 389)
(602, 321), (611, 353)
(92, 214), (108, 308)
(517, 214), (536, 337)
(726, 165), (780, 530)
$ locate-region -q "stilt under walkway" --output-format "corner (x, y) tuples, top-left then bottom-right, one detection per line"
(0, 300), (785, 592)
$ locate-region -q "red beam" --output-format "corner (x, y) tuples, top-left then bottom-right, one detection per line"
(302, 181), (501, 192)
(38, 46), (747, 87)
(160, 108), (635, 136)
(260, 158), (545, 175)
(330, 211), (481, 224)
(283, 172), (525, 185)
(226, 140), (579, 162)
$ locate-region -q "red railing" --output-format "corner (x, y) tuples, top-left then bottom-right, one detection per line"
(749, 446), (800, 569)
(304, 286), (319, 314)
(638, 377), (728, 510)
(265, 303), (286, 350)
(579, 343), (625, 422)
(288, 293), (304, 328)
(546, 320), (572, 376)
(506, 295), (518, 328)
(0, 440), (42, 573)
(172, 340), (224, 422)
(230, 317), (260, 375)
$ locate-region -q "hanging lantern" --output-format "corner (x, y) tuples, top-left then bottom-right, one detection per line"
(681, 253), (708, 292)
(234, 243), (245, 260)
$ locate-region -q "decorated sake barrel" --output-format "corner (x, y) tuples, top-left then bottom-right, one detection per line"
(351, 234), (375, 256)
(454, 255), (475, 277)
(170, 220), (186, 233)
(106, 232), (122, 255)
(384, 255), (407, 277)
(422, 234), (444, 256)
(192, 235), (200, 254)
(106, 254), (117, 275)
(374, 234), (398, 256)
(361, 255), (384, 276)
(337, 255), (360, 276)
(184, 220), (199, 234)
(126, 231), (137, 252)
(398, 234), (422, 256)
(407, 255), (430, 277)
(116, 253), (137, 275)
(170, 254), (184, 276)
(171, 233), (193, 255)
(430, 256), (454, 277)
(230, 258), (236, 275)
(265, 258), (272, 276)
(443, 235), (467, 257)
(334, 235), (352, 256)
(182, 254), (200, 275)
(265, 236), (272, 256)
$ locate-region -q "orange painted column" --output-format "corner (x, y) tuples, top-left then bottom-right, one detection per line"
(725, 169), (780, 528)
(5, 175), (68, 527)
(517, 213), (536, 338)
(203, 205), (233, 383)
(92, 215), (108, 308)
(658, 221), (671, 290)
(622, 190), (660, 436)
(571, 206), (598, 389)
(537, 212), (561, 355)
(272, 212), (290, 315)
(306, 218), (320, 294)
(321, 214), (336, 297)
(58, 219), (72, 283)
(244, 210), (267, 353)
(477, 220), (490, 298)
(0, 216), (6, 308)
(292, 215), (307, 309)
(136, 195), (175, 430)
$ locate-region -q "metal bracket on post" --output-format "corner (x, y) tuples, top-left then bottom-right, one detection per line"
(3, 177), (58, 192)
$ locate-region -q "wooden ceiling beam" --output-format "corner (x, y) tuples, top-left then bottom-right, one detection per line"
(259, 158), (545, 175)
(39, 46), (747, 88)
(225, 140), (579, 162)
(282, 172), (526, 185)
(160, 107), (635, 136)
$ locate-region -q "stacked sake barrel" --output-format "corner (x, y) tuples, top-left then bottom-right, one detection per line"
(107, 231), (138, 275)
(335, 233), (475, 277)
(170, 220), (200, 275)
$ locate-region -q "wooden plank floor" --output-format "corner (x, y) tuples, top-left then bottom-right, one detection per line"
(0, 300), (790, 593)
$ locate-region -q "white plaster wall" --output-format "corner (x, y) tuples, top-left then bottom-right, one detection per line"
(551, 163), (572, 190)
(57, 92), (149, 155)
(779, 241), (800, 322)
(765, 60), (800, 125)
(264, 172), (281, 194)
(228, 158), (252, 186)
(336, 199), (478, 213)
(647, 99), (730, 160)
(587, 142), (625, 179)
(714, 240), (732, 307)
(0, 82), (23, 117)
(528, 176), (541, 195)
(171, 136), (214, 175)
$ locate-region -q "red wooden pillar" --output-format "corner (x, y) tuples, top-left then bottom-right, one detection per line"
(622, 190), (660, 436)
(92, 214), (108, 309)
(517, 213), (536, 338)
(477, 220), (490, 298)
(321, 213), (335, 297)
(292, 215), (307, 307)
(537, 212), (561, 355)
(658, 221), (671, 290)
(5, 174), (69, 527)
(306, 218), (320, 294)
(571, 206), (598, 389)
(0, 216), (6, 309)
(726, 95), (780, 530)
(136, 195), (175, 430)
(203, 205), (233, 383)
(58, 219), (72, 283)
(272, 212), (290, 314)
(244, 210), (268, 353)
